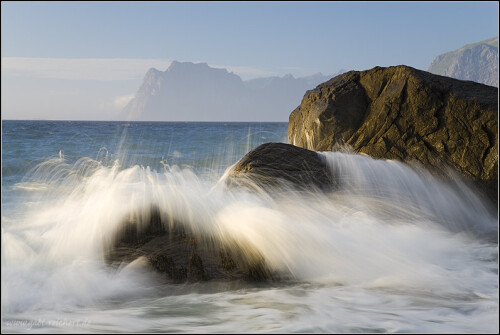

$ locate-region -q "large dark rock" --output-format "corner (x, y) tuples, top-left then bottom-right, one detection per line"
(288, 65), (498, 203)
(225, 142), (336, 193)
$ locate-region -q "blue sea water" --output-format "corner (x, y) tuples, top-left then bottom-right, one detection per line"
(1, 120), (498, 333)
(2, 121), (287, 217)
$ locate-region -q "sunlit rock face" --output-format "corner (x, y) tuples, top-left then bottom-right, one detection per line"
(288, 65), (498, 204)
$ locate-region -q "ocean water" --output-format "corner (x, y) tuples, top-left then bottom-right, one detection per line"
(1, 120), (498, 333)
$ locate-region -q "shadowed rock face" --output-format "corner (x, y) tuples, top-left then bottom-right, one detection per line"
(225, 142), (336, 193)
(288, 65), (498, 204)
(105, 206), (279, 283)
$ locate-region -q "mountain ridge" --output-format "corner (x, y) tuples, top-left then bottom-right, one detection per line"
(122, 61), (342, 121)
(428, 37), (498, 87)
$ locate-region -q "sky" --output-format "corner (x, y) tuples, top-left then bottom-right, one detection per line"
(1, 1), (499, 121)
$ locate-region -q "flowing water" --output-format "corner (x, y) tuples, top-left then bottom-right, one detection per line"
(1, 120), (498, 333)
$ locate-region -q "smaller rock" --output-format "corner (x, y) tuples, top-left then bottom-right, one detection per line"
(225, 142), (336, 193)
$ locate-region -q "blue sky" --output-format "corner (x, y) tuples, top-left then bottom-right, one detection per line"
(1, 1), (498, 120)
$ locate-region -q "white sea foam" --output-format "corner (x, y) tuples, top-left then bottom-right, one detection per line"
(1, 150), (498, 332)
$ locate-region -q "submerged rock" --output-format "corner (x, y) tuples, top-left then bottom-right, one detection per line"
(288, 65), (498, 203)
(225, 142), (336, 193)
(105, 206), (279, 283)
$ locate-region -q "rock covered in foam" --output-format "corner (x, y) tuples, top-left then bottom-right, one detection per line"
(104, 206), (281, 283)
(104, 143), (337, 283)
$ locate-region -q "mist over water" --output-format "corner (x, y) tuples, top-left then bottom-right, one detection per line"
(1, 121), (498, 333)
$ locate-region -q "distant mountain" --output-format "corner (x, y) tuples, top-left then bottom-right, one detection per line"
(428, 37), (498, 87)
(122, 61), (342, 121)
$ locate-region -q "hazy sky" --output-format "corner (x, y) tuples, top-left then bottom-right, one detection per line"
(2, 1), (498, 120)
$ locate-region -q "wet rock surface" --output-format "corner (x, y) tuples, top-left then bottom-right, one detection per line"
(225, 142), (336, 193)
(105, 206), (279, 283)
